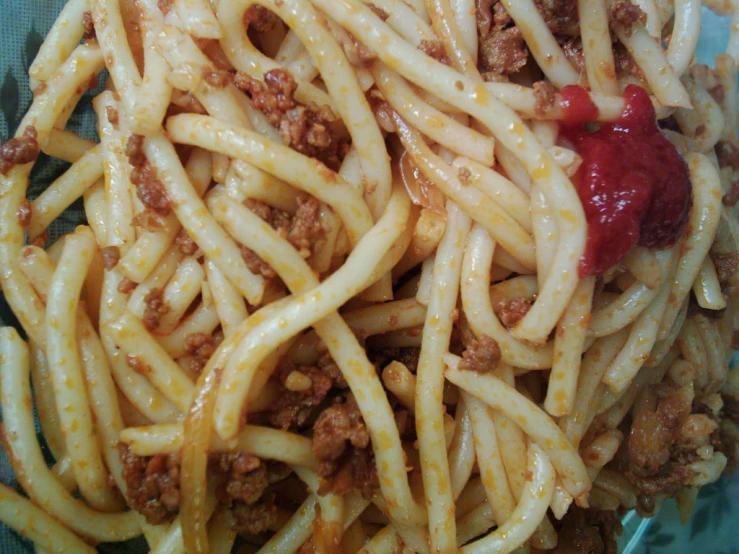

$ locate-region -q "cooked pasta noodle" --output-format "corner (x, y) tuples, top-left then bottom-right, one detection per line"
(1, 1), (738, 553)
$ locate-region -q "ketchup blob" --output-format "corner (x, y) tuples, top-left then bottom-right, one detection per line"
(560, 85), (692, 277)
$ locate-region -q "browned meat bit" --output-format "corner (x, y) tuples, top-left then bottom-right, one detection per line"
(142, 287), (169, 331)
(234, 69), (347, 169)
(708, 83), (725, 104)
(419, 39), (451, 65)
(118, 277), (136, 294)
(126, 135), (172, 215)
(459, 334), (501, 374)
(367, 3), (389, 20)
(534, 0), (579, 37)
(479, 26), (528, 75)
(289, 195), (323, 259)
(710, 250), (739, 285)
(1, 126), (39, 175)
(175, 230), (199, 256)
(313, 395), (379, 498)
(243, 5), (280, 33)
(609, 0), (647, 37)
(241, 246), (277, 279)
(119, 444), (181, 524)
(202, 68), (232, 89)
(369, 346), (421, 374)
(561, 37), (585, 73)
(211, 453), (281, 535)
(17, 199), (32, 229)
(533, 80), (556, 117)
(553, 507), (622, 554)
(184, 332), (218, 374)
(105, 105), (119, 126)
(269, 363), (335, 430)
(158, 0), (173, 14)
(126, 354), (149, 376)
(626, 383), (700, 501)
(82, 11), (96, 41)
(101, 245), (121, 270)
(494, 297), (533, 330)
(716, 140), (739, 171)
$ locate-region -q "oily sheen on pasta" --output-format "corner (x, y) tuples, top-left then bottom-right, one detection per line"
(1, 0), (739, 553)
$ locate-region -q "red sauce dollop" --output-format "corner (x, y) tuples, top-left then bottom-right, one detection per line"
(560, 85), (692, 277)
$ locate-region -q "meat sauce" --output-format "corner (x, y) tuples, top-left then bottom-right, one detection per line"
(559, 85), (692, 276)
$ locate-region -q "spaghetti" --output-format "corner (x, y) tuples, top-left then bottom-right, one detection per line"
(1, 0), (739, 553)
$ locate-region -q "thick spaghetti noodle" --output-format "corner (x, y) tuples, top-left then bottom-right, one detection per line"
(1, 0), (739, 553)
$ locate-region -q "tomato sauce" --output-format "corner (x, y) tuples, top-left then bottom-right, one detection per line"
(560, 85), (692, 277)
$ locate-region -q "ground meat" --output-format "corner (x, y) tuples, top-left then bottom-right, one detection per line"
(369, 346), (421, 374)
(478, 26), (528, 75)
(243, 5), (280, 33)
(118, 276), (136, 294)
(553, 507), (622, 554)
(367, 3), (389, 20)
(158, 0), (173, 14)
(459, 334), (501, 374)
(560, 37), (585, 73)
(533, 80), (556, 117)
(119, 445), (181, 525)
(312, 395), (378, 498)
(419, 39), (451, 65)
(494, 297), (533, 330)
(609, 0), (647, 36)
(82, 11), (96, 41)
(106, 106), (119, 127)
(708, 83), (725, 104)
(534, 0), (579, 37)
(184, 332), (218, 374)
(711, 250), (739, 285)
(1, 126), (39, 175)
(234, 69), (347, 169)
(716, 140), (739, 171)
(231, 498), (277, 535)
(175, 230), (199, 256)
(126, 135), (172, 215)
(142, 287), (169, 331)
(240, 246), (277, 279)
(269, 363), (335, 430)
(101, 246), (121, 270)
(244, 196), (325, 260)
(17, 199), (31, 229)
(626, 383), (698, 499)
(202, 68), (231, 88)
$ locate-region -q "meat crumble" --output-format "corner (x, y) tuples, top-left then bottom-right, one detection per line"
(119, 445), (181, 525)
(458, 334), (501, 374)
(142, 287), (170, 331)
(126, 135), (172, 215)
(234, 69), (348, 169)
(17, 199), (32, 229)
(1, 126), (40, 175)
(494, 297), (533, 330)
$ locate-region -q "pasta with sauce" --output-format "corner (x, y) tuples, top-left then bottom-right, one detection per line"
(0, 0), (738, 553)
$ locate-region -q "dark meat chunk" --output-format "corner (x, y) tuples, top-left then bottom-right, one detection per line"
(243, 5), (280, 33)
(201, 68), (231, 89)
(479, 26), (528, 75)
(126, 135), (172, 215)
(711, 250), (739, 285)
(234, 69), (347, 169)
(241, 246), (277, 280)
(106, 106), (119, 126)
(312, 395), (379, 498)
(534, 0), (579, 37)
(1, 126), (39, 175)
(367, 3), (390, 20)
(533, 80), (556, 117)
(312, 395), (370, 473)
(626, 384), (697, 498)
(269, 363), (335, 430)
(184, 332), (218, 375)
(119, 445), (181, 525)
(609, 0), (647, 37)
(369, 346), (421, 374)
(101, 246), (121, 270)
(231, 498), (277, 535)
(17, 199), (32, 229)
(244, 196), (326, 260)
(82, 11), (96, 41)
(142, 287), (169, 331)
(722, 180), (739, 206)
(553, 507), (622, 554)
(419, 39), (451, 65)
(494, 297), (533, 330)
(158, 0), (173, 14)
(459, 334), (501, 374)
(561, 37), (585, 73)
(118, 277), (136, 294)
(175, 230), (199, 256)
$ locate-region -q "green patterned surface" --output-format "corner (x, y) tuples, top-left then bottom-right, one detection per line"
(1, 2), (738, 553)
